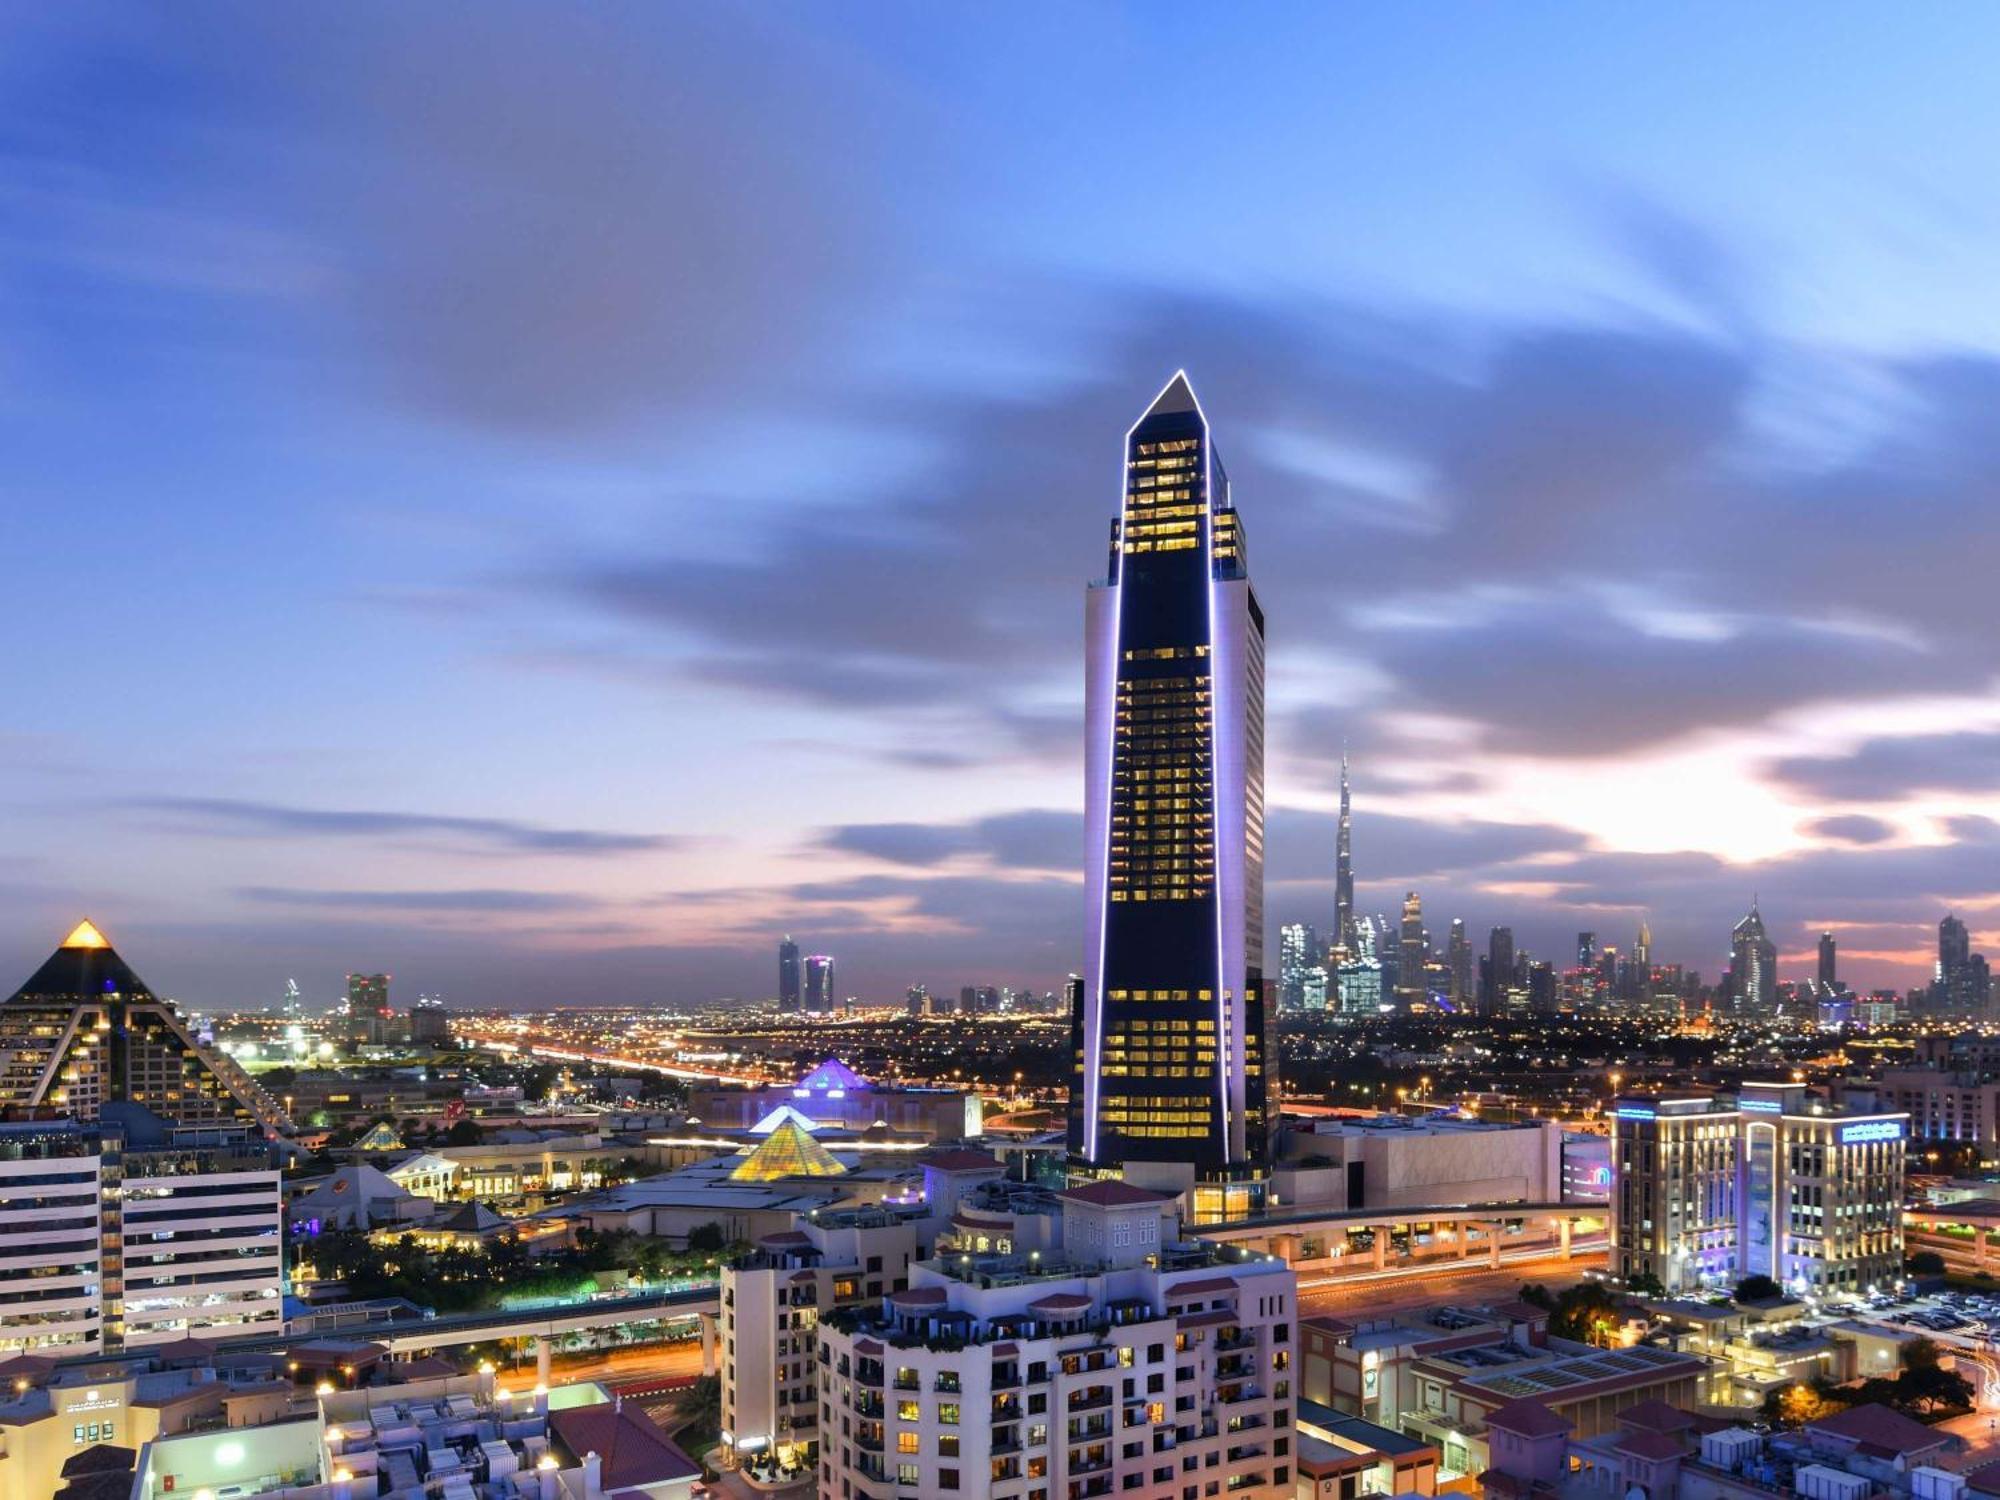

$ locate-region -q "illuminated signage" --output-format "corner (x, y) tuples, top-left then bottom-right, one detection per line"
(1839, 1120), (1904, 1144)
(1615, 1106), (1657, 1121)
(1739, 1098), (1782, 1114)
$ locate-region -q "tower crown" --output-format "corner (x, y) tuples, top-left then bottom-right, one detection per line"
(62, 919), (109, 950)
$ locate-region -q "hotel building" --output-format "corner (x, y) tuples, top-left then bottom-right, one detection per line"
(1072, 372), (1274, 1218)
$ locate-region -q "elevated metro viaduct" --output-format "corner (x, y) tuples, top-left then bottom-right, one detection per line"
(1196, 1200), (1609, 1270)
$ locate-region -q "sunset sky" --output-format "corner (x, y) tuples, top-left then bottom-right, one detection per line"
(7, 5), (2000, 1007)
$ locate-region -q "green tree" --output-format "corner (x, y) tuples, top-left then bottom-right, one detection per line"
(1907, 1250), (1947, 1276)
(1734, 1274), (1784, 1304)
(686, 1222), (726, 1254)
(445, 1118), (483, 1147)
(1548, 1283), (1624, 1348)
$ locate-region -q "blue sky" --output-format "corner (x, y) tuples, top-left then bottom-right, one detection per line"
(7, 4), (2000, 1006)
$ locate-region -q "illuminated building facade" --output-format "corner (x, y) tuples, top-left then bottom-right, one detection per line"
(1611, 1084), (1906, 1296)
(804, 954), (836, 1013)
(1073, 372), (1272, 1211)
(779, 935), (802, 1012)
(0, 922), (284, 1132)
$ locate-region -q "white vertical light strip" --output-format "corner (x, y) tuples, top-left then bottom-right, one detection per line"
(1178, 372), (1234, 1161)
(1085, 384), (1168, 1165)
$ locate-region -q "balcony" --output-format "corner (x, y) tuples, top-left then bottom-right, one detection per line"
(1217, 1384), (1262, 1406)
(858, 1456), (889, 1483)
(1067, 1417), (1112, 1443)
(993, 1397), (1023, 1422)
(1216, 1355), (1255, 1380)
(1068, 1390), (1113, 1413)
(855, 1394), (885, 1419)
(856, 1431), (884, 1454)
(893, 1374), (921, 1391)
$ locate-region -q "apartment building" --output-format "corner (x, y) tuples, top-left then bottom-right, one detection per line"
(721, 1149), (1008, 1470)
(0, 1122), (103, 1356)
(0, 1107), (283, 1356)
(113, 1126), (285, 1348)
(815, 1181), (1297, 1500)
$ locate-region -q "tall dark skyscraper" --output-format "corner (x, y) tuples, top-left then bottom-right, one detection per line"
(1934, 914), (1989, 1016)
(804, 953), (835, 1012)
(1446, 917), (1472, 1009)
(1817, 930), (1837, 991)
(1334, 747), (1355, 949)
(1730, 900), (1776, 1011)
(1395, 891), (1426, 1008)
(778, 935), (802, 1012)
(1575, 932), (1596, 970)
(1073, 372), (1270, 1211)
(1484, 926), (1515, 1015)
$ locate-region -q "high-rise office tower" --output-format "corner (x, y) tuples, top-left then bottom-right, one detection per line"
(1395, 892), (1426, 1008)
(1334, 747), (1355, 948)
(344, 971), (391, 1049)
(0, 922), (285, 1131)
(1576, 932), (1596, 970)
(1074, 372), (1271, 1208)
(1483, 926), (1515, 1015)
(1818, 930), (1837, 992)
(804, 954), (835, 1012)
(1634, 921), (1651, 971)
(1278, 922), (1317, 1012)
(1730, 901), (1777, 1011)
(778, 935), (802, 1012)
(1447, 918), (1472, 1009)
(1934, 914), (1991, 1016)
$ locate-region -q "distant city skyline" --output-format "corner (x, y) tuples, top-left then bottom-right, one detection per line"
(9, 10), (2000, 1006)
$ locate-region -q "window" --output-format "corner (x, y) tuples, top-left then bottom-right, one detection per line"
(940, 1468), (961, 1490)
(898, 1401), (920, 1421)
(938, 1402), (960, 1425)
(897, 1463), (920, 1486)
(939, 1436), (960, 1456)
(898, 1433), (920, 1454)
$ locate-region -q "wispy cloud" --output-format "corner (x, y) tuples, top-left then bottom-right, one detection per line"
(133, 797), (675, 856)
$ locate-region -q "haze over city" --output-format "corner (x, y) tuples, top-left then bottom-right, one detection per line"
(10, 5), (2000, 1006)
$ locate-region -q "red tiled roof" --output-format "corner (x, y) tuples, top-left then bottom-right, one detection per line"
(1486, 1300), (1553, 1324)
(1484, 1398), (1574, 1439)
(1177, 1309), (1233, 1329)
(1303, 1315), (1357, 1338)
(1615, 1430), (1688, 1462)
(920, 1149), (1003, 1172)
(889, 1286), (947, 1306)
(1030, 1292), (1093, 1311)
(1617, 1398), (1697, 1435)
(789, 1270), (817, 1284)
(1059, 1180), (1170, 1207)
(758, 1230), (811, 1247)
(1964, 1460), (2000, 1497)
(853, 1338), (883, 1356)
(1169, 1276), (1238, 1297)
(550, 1403), (701, 1490)
(992, 1343), (1019, 1356)
(1808, 1403), (1950, 1456)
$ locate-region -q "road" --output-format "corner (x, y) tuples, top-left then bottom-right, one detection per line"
(1299, 1242), (1606, 1314)
(547, 1338), (708, 1389)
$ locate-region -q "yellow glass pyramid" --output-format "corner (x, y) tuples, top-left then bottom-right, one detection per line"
(62, 919), (110, 950)
(728, 1119), (848, 1182)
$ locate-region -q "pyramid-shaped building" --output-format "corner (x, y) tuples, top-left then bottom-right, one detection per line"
(728, 1119), (849, 1182)
(0, 921), (288, 1132)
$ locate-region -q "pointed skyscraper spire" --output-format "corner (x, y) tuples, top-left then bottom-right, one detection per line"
(1335, 745), (1355, 949)
(1142, 369), (1201, 419)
